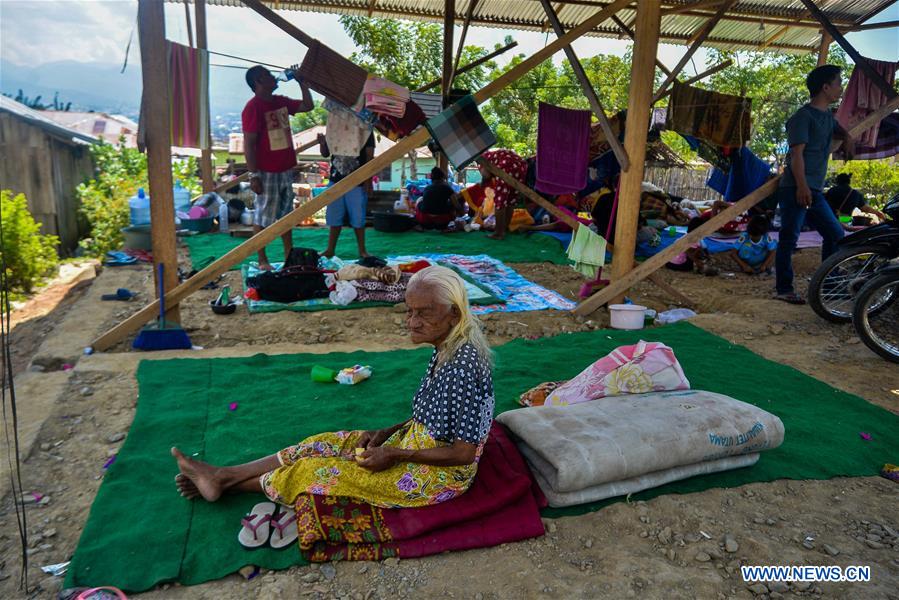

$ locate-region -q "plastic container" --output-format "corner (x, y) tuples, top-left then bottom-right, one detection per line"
(129, 188), (151, 227)
(181, 216), (215, 233)
(219, 202), (230, 232)
(311, 365), (338, 383)
(609, 303), (646, 330)
(240, 209), (254, 226)
(121, 225), (152, 250)
(173, 181), (192, 215)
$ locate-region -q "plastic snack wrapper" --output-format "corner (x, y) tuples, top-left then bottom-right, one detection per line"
(336, 365), (372, 385)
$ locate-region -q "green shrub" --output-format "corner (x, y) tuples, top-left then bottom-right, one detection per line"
(1, 190), (59, 295)
(77, 138), (203, 256)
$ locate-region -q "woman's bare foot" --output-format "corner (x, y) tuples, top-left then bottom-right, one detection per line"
(175, 473), (201, 499)
(321, 250), (335, 259)
(257, 261), (274, 272)
(171, 447), (225, 502)
(487, 232), (505, 240)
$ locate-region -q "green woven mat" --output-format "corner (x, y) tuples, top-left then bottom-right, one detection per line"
(184, 228), (568, 271)
(66, 322), (899, 592)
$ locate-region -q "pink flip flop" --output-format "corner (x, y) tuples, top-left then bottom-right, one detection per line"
(238, 501), (276, 548)
(269, 506), (299, 549)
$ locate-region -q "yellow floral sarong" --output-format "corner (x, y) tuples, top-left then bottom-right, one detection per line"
(260, 421), (479, 509)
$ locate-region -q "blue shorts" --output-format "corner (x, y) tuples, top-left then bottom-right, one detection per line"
(325, 186), (367, 229)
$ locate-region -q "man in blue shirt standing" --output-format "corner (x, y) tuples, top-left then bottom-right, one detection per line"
(774, 65), (855, 304)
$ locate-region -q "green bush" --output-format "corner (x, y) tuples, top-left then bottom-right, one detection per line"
(1, 190), (59, 295)
(77, 139), (203, 256)
(829, 160), (899, 209)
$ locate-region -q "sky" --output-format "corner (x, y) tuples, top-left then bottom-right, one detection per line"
(1, 0), (897, 84)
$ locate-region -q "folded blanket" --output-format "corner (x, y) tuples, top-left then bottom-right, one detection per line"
(497, 390), (785, 504)
(298, 40), (368, 108)
(296, 423), (546, 561)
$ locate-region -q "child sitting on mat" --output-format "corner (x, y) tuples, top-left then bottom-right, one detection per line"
(727, 215), (777, 275)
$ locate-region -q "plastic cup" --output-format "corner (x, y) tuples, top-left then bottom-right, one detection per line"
(311, 365), (338, 383)
(668, 226), (676, 237)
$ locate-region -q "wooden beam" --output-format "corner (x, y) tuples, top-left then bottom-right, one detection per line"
(760, 0), (838, 51)
(91, 0), (634, 351)
(653, 59), (734, 102)
(662, 0), (725, 15)
(240, 0), (316, 47)
(478, 158), (693, 306)
(817, 31), (832, 67)
(608, 0), (661, 304)
(847, 19), (899, 32)
(138, 0), (180, 323)
(452, 0), (480, 80)
(798, 0), (898, 99)
(540, 0), (629, 170)
(367, 0), (378, 17)
(183, 0), (194, 48)
(611, 15), (671, 76)
(195, 0), (214, 193)
(652, 0), (736, 104)
(415, 41), (518, 93)
(574, 93), (899, 316)
(440, 0), (455, 171)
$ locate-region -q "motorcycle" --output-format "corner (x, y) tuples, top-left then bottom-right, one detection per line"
(808, 193), (899, 323)
(852, 263), (899, 364)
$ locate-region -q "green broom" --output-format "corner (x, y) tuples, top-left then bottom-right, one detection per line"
(132, 263), (192, 350)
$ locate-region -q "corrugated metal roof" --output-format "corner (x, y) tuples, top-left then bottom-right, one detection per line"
(196, 0), (895, 54)
(0, 96), (98, 145)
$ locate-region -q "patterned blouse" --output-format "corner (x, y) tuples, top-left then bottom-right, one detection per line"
(411, 343), (494, 445)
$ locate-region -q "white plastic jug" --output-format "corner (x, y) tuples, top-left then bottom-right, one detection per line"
(129, 188), (151, 226)
(172, 181), (192, 215)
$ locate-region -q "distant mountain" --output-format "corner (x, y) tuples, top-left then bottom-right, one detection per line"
(0, 59), (256, 120)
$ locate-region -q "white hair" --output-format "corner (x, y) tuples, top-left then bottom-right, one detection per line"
(408, 265), (493, 368)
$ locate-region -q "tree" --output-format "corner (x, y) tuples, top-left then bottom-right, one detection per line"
(290, 100), (328, 132)
(2, 89), (72, 111)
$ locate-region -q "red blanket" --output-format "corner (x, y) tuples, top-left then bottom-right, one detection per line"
(296, 423), (546, 561)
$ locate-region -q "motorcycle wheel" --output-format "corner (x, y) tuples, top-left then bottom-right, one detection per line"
(808, 244), (893, 323)
(852, 268), (899, 364)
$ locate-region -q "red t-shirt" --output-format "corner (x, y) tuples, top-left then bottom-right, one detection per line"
(241, 95), (303, 173)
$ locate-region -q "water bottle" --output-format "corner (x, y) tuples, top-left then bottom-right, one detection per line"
(172, 181), (191, 216)
(219, 201), (229, 233)
(277, 68), (296, 82)
(129, 188), (151, 226)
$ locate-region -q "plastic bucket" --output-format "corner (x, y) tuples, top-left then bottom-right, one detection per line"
(121, 226), (152, 251)
(609, 304), (646, 330)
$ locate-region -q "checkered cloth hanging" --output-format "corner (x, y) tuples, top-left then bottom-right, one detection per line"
(425, 95), (496, 170)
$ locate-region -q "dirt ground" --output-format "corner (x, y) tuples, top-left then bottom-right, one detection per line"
(1, 239), (897, 599)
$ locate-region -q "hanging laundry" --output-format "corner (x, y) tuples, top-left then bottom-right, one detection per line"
(836, 57), (899, 148)
(426, 94), (496, 169)
(680, 134), (731, 173)
(363, 76), (410, 118)
(706, 147), (772, 202)
(535, 103), (592, 196)
(324, 98), (373, 158)
(409, 92), (443, 118)
(667, 82), (751, 148)
(567, 225), (606, 279)
(838, 113), (899, 160)
(297, 40), (368, 108)
(588, 111), (625, 158)
(166, 41), (210, 149)
(376, 100), (426, 141)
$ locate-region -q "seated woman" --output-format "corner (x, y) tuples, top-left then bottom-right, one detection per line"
(171, 266), (495, 512)
(479, 149), (528, 240)
(415, 167), (464, 230)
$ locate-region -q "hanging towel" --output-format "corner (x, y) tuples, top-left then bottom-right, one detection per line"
(667, 82), (751, 148)
(836, 58), (899, 148)
(363, 76), (410, 118)
(297, 40), (369, 108)
(567, 225), (606, 279)
(324, 99), (373, 157)
(410, 92), (443, 118)
(166, 41), (210, 149)
(707, 147), (772, 202)
(426, 94), (496, 169)
(836, 113), (899, 160)
(535, 103), (592, 196)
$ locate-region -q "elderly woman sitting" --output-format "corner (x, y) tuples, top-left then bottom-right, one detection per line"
(171, 266), (495, 513)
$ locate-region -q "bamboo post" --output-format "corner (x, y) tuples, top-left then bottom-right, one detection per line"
(539, 0), (629, 170)
(195, 0), (214, 192)
(610, 15), (671, 76)
(574, 94), (899, 316)
(138, 0), (180, 322)
(607, 0), (661, 305)
(799, 0), (897, 99)
(90, 0), (634, 351)
(452, 0), (480, 80)
(415, 41), (518, 93)
(478, 158), (694, 307)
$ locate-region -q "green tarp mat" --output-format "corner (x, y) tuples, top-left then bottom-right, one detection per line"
(184, 228), (569, 271)
(67, 322), (899, 592)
